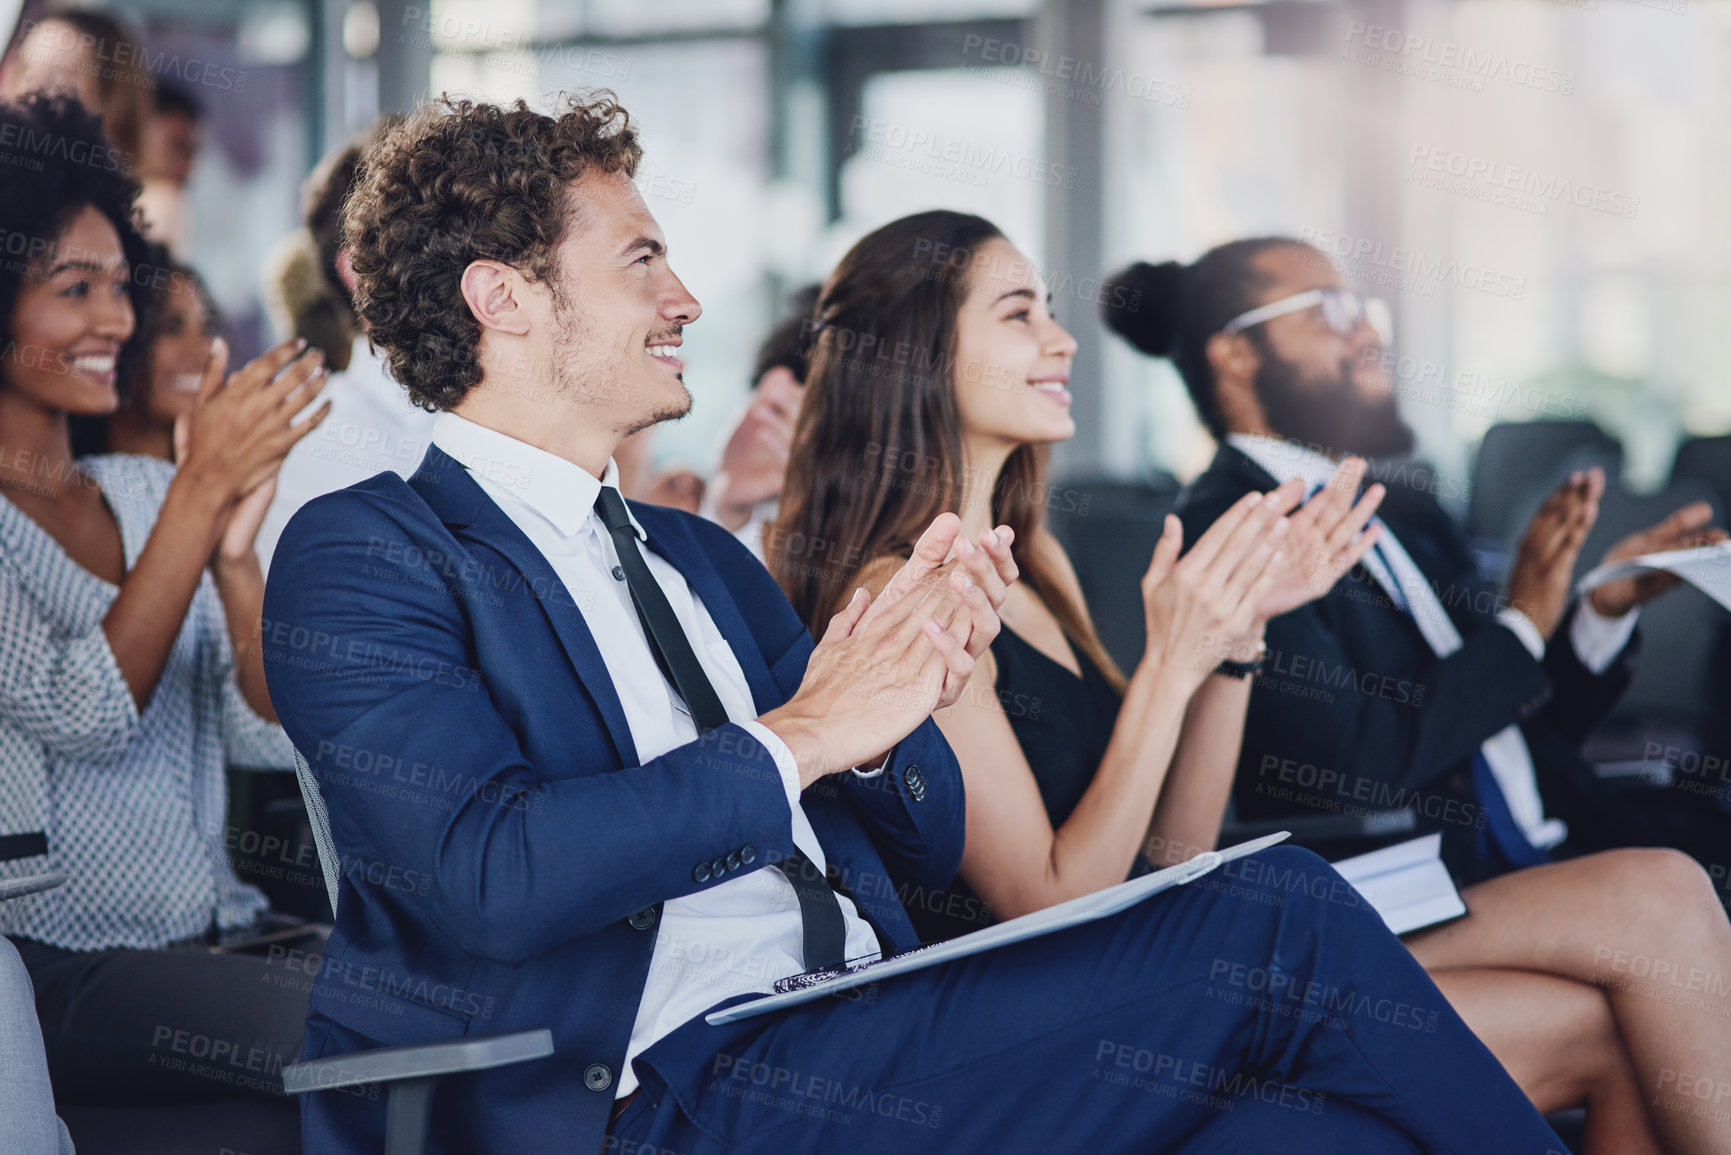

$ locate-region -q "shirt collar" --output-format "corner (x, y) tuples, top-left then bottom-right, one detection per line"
(1226, 433), (1340, 494)
(430, 411), (646, 541)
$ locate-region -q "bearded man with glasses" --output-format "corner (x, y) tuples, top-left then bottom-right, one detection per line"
(1102, 238), (1723, 884)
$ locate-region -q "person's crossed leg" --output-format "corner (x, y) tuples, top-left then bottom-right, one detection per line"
(611, 847), (1567, 1155)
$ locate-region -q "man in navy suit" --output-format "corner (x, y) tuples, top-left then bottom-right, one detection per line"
(262, 96), (1568, 1153)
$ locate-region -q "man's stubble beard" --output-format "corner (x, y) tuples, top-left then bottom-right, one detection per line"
(622, 390), (692, 439)
(547, 292), (692, 433)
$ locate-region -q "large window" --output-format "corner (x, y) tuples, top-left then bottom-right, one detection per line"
(1102, 0), (1729, 495)
(1101, 5), (1356, 478)
(835, 68), (1046, 266)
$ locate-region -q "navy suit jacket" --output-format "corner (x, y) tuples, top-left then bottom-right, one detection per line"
(1176, 445), (1644, 881)
(261, 445), (965, 1155)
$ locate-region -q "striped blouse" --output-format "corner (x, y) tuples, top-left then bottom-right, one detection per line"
(0, 454), (294, 950)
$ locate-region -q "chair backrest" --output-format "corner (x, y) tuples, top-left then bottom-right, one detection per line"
(1466, 420), (1623, 549)
(1671, 435), (1731, 513)
(291, 746), (342, 917)
(1574, 478), (1725, 732)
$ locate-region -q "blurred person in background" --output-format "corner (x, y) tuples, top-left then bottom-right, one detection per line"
(613, 424), (704, 512)
(103, 256), (217, 459)
(0, 96), (328, 1146)
(263, 235), (353, 373)
(699, 283), (818, 559)
(255, 120), (436, 572)
(260, 120), (371, 376)
(135, 79), (202, 254)
(0, 7), (150, 165)
(1104, 240), (1727, 881)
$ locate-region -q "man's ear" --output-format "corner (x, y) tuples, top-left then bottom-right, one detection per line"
(1205, 330), (1264, 434)
(460, 259), (533, 337)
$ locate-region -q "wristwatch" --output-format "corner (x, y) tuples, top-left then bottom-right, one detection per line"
(1212, 637), (1268, 680)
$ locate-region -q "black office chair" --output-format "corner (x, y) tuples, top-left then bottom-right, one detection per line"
(1220, 802), (1416, 854)
(1047, 472), (1181, 674)
(279, 748), (555, 1155)
(1572, 479), (1726, 769)
(225, 763), (335, 922)
(1671, 434), (1731, 514)
(1466, 420), (1623, 576)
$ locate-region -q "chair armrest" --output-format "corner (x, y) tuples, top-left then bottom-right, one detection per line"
(0, 832), (48, 862)
(282, 1029), (555, 1095)
(1224, 810), (1418, 844)
(1592, 759), (1673, 787)
(0, 872), (68, 903)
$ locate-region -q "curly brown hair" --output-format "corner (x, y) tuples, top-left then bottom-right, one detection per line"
(341, 93), (642, 411)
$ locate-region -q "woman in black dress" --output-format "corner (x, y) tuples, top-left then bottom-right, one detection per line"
(769, 211), (1731, 1154)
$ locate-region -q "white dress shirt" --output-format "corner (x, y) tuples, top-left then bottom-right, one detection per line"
(430, 414), (882, 1096)
(256, 338), (438, 575)
(1229, 434), (1637, 850)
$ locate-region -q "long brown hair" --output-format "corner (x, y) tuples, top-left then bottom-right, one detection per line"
(770, 210), (1125, 692)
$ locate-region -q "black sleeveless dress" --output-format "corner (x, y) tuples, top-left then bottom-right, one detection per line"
(905, 623), (1151, 943)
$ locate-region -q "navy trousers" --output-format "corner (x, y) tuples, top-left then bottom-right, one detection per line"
(609, 847), (1565, 1154)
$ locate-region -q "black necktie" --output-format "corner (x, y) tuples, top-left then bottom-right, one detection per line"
(593, 486), (848, 972)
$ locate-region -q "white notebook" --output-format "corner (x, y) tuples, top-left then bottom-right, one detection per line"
(1331, 833), (1466, 936)
(706, 832), (1291, 1026)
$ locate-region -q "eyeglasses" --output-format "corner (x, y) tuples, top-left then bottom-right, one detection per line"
(1221, 288), (1392, 346)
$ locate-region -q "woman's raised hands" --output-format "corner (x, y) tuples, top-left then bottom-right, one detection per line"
(1137, 485), (1291, 692)
(176, 336), (331, 504)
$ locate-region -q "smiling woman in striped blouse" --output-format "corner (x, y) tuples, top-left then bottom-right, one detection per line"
(0, 94), (329, 1138)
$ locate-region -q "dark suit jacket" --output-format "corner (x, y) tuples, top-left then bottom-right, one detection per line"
(1175, 445), (1643, 881)
(261, 446), (965, 1155)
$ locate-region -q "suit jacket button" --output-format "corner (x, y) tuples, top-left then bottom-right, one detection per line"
(741, 844), (757, 865)
(906, 764), (926, 801)
(693, 862), (712, 883)
(583, 1063), (613, 1092)
(711, 856), (728, 879)
(628, 906), (656, 930)
(725, 850), (742, 872)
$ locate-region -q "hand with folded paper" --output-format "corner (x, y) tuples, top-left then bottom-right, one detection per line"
(1578, 539), (1731, 613)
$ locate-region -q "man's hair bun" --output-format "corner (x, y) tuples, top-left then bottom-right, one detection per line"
(1099, 261), (1185, 358)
